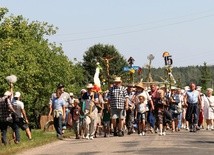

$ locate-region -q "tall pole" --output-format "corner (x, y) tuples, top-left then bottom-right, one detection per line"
(147, 54), (154, 83)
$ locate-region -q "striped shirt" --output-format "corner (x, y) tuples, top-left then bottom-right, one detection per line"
(108, 86), (128, 109)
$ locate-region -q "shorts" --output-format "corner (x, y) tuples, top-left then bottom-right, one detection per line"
(111, 109), (126, 119)
(137, 112), (146, 122)
(103, 121), (110, 127)
(16, 118), (29, 130)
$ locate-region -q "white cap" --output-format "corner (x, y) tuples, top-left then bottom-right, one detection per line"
(14, 92), (21, 98)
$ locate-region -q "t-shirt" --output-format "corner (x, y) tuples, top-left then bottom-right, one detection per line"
(51, 97), (65, 111)
(103, 108), (110, 122)
(137, 102), (147, 113)
(49, 92), (71, 108)
(70, 106), (81, 121)
(186, 90), (200, 104)
(12, 99), (24, 118)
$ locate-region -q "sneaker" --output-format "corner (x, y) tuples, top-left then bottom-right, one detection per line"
(150, 128), (154, 134)
(57, 135), (63, 140)
(85, 134), (90, 140)
(118, 131), (124, 137)
(193, 126), (197, 132)
(62, 126), (67, 130)
(139, 133), (142, 136)
(89, 136), (94, 140)
(142, 132), (145, 136)
(162, 132), (166, 136)
(159, 132), (163, 136)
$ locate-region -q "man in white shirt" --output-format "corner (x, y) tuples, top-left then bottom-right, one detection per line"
(12, 92), (32, 140)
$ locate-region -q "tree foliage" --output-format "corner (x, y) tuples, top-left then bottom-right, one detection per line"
(200, 62), (212, 92)
(82, 44), (128, 88)
(0, 8), (84, 128)
(143, 65), (214, 90)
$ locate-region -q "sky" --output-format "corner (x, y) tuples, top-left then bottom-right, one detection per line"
(1, 0), (214, 68)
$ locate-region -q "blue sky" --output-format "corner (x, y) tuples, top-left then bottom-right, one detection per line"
(1, 0), (214, 68)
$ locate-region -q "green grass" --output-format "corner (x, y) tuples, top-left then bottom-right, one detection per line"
(0, 129), (73, 155)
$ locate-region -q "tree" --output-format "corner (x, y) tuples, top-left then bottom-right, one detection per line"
(0, 8), (85, 128)
(200, 62), (212, 92)
(82, 44), (128, 89)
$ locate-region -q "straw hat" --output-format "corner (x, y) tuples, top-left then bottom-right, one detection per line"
(114, 77), (122, 82)
(135, 83), (145, 89)
(138, 93), (146, 99)
(86, 83), (94, 89)
(171, 86), (177, 90)
(207, 88), (213, 92)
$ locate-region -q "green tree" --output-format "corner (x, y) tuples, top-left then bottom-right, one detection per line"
(0, 8), (84, 128)
(200, 62), (211, 92)
(82, 44), (128, 89)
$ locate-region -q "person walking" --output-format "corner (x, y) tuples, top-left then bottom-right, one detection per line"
(0, 91), (19, 145)
(12, 92), (32, 140)
(184, 82), (202, 132)
(56, 84), (72, 132)
(82, 83), (97, 140)
(70, 99), (81, 139)
(107, 77), (128, 137)
(48, 89), (66, 140)
(203, 88), (214, 130)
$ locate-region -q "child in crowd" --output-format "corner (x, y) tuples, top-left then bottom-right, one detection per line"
(136, 94), (147, 136)
(70, 99), (81, 139)
(102, 103), (111, 137)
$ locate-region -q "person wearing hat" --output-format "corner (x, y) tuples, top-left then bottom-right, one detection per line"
(203, 88), (214, 130)
(133, 82), (154, 134)
(136, 93), (147, 136)
(107, 77), (129, 137)
(49, 83), (72, 132)
(12, 92), (32, 141)
(0, 91), (19, 145)
(81, 83), (97, 140)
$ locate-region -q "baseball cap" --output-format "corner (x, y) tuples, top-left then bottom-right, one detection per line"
(14, 92), (21, 98)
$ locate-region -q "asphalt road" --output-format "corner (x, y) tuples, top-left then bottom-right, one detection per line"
(17, 129), (214, 155)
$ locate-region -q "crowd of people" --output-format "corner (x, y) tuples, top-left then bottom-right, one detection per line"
(48, 77), (214, 140)
(1, 76), (214, 145)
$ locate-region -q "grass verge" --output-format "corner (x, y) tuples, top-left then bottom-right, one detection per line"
(0, 129), (73, 155)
